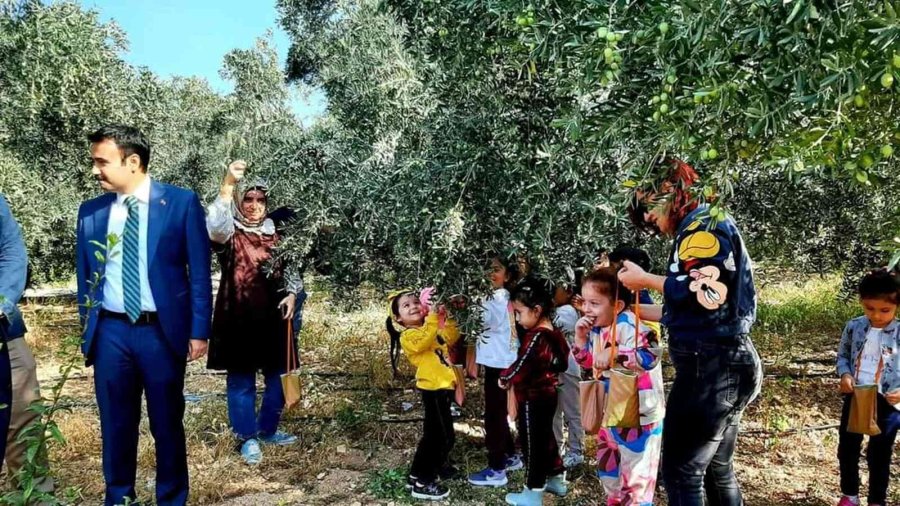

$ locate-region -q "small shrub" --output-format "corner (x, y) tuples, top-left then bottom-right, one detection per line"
(366, 467), (408, 501)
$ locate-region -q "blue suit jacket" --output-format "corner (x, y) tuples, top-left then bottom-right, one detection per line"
(76, 181), (212, 365)
(0, 194), (28, 340)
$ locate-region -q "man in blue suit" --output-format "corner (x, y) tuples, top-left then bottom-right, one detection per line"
(76, 125), (212, 506)
(0, 194), (55, 500)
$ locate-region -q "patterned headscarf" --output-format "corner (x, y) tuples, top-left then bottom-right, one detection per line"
(233, 178), (273, 231)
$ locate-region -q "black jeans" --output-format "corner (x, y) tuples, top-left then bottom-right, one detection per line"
(410, 389), (456, 484)
(484, 366), (516, 470)
(838, 393), (900, 504)
(516, 393), (564, 489)
(663, 334), (763, 506)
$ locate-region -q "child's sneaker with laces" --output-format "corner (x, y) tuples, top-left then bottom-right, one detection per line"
(468, 467), (508, 487)
(837, 496), (859, 506)
(411, 481), (450, 501)
(504, 454), (524, 472)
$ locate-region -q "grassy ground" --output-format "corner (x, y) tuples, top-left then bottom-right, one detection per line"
(3, 272), (896, 505)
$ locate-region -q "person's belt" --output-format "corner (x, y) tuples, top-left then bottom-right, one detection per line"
(99, 309), (159, 325)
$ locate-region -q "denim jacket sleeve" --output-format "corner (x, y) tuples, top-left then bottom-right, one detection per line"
(836, 320), (855, 378)
(0, 194), (27, 319)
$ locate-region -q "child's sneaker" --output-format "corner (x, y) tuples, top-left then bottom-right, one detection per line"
(505, 454), (524, 472)
(406, 475), (418, 490)
(504, 487), (544, 505)
(837, 497), (859, 506)
(546, 473), (568, 497)
(562, 452), (584, 468)
(411, 481), (450, 501)
(468, 467), (509, 487)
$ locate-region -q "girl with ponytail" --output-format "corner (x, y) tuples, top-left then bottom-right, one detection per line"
(385, 289), (461, 501)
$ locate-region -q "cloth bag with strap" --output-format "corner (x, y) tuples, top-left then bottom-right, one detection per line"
(452, 364), (466, 406)
(602, 297), (642, 429)
(281, 320), (302, 410)
(579, 287), (640, 432)
(579, 331), (607, 433)
(847, 344), (883, 436)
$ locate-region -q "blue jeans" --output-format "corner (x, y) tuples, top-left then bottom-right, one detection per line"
(226, 368), (286, 441)
(662, 334), (763, 506)
(838, 393), (900, 504)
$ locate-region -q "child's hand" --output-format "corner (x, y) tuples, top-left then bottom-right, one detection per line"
(436, 305), (448, 329)
(885, 389), (900, 405)
(571, 294), (584, 313)
(621, 352), (642, 371)
(839, 373), (855, 394)
(450, 294), (468, 310)
(574, 316), (593, 348)
(419, 286), (436, 316)
(466, 347), (479, 379)
(593, 347), (612, 372)
(498, 379), (509, 390)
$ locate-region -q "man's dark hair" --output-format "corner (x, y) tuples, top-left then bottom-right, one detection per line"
(87, 125), (151, 171)
(858, 269), (900, 305)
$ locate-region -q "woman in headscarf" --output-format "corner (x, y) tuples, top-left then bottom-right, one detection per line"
(206, 160), (301, 465)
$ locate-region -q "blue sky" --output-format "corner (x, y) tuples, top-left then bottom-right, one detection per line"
(79, 0), (327, 126)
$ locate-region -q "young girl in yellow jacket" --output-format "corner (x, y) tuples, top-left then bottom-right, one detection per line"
(387, 289), (461, 501)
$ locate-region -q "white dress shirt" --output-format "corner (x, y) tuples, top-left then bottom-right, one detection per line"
(102, 175), (157, 313)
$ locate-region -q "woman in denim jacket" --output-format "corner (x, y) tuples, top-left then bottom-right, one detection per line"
(618, 159), (763, 506)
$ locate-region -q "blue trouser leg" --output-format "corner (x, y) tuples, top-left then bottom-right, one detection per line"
(257, 367), (286, 438)
(226, 371), (257, 441)
(133, 322), (188, 506)
(94, 318), (143, 506)
(0, 326), (13, 471)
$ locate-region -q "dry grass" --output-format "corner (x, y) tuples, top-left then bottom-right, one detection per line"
(3, 277), (898, 505)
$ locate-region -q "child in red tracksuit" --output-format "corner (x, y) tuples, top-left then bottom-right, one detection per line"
(499, 276), (570, 506)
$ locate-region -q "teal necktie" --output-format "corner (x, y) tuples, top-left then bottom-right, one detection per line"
(123, 196), (141, 323)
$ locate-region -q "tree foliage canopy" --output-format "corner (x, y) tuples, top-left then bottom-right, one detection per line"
(276, 0), (900, 298)
(1, 0), (898, 295)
